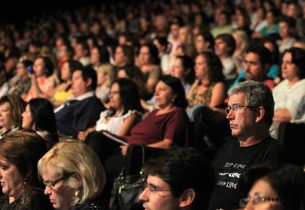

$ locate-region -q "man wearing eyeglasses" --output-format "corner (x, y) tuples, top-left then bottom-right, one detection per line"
(139, 147), (214, 210)
(208, 81), (285, 210)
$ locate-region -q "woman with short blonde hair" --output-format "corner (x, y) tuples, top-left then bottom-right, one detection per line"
(38, 140), (107, 209)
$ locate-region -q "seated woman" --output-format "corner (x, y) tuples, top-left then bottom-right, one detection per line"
(171, 55), (195, 96)
(240, 164), (304, 210)
(117, 65), (147, 101)
(38, 140), (107, 210)
(136, 43), (162, 99)
(22, 98), (58, 150)
(78, 78), (144, 140)
(23, 56), (58, 102)
(8, 59), (32, 97)
(187, 51), (227, 120)
(0, 130), (53, 210)
(95, 64), (115, 106)
(0, 95), (25, 139)
(86, 75), (190, 162)
(270, 47), (305, 139)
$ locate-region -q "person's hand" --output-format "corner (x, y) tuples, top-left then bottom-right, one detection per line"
(120, 144), (129, 156)
(77, 131), (87, 141)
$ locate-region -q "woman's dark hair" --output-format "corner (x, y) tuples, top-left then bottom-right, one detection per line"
(176, 55), (195, 85)
(196, 30), (215, 51)
(29, 98), (57, 137)
(197, 51), (225, 83)
(260, 36), (280, 64)
(282, 47), (305, 79)
(240, 164), (305, 210)
(117, 44), (134, 66)
(154, 36), (171, 53)
(110, 78), (144, 115)
(0, 130), (47, 188)
(117, 65), (147, 99)
(0, 95), (26, 128)
(94, 45), (110, 64)
(20, 59), (33, 69)
(215, 33), (236, 56)
(159, 75), (188, 108)
(37, 56), (54, 77)
(66, 59), (83, 75)
(139, 43), (160, 65)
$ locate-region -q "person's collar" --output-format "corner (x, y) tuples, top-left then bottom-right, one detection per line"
(74, 91), (95, 101)
(36, 130), (50, 139)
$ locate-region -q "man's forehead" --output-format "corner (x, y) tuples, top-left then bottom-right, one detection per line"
(245, 52), (260, 62)
(228, 93), (247, 104)
(147, 175), (170, 188)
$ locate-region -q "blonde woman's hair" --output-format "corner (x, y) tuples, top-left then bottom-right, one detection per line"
(38, 140), (106, 205)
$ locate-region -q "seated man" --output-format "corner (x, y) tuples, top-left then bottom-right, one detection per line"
(55, 66), (105, 138)
(208, 81), (285, 210)
(229, 44), (276, 90)
(139, 147), (214, 210)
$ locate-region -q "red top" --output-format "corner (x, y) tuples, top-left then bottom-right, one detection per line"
(126, 107), (189, 146)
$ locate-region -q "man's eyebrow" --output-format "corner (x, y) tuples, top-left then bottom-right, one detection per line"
(147, 183), (158, 188)
(244, 60), (257, 64)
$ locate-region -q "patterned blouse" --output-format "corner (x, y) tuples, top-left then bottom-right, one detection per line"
(188, 81), (215, 107)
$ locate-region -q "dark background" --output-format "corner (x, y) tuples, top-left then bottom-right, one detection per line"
(0, 0), (115, 24)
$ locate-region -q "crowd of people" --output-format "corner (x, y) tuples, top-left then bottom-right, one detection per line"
(0, 0), (305, 209)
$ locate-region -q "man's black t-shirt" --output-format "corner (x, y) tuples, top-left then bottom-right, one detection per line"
(208, 137), (285, 210)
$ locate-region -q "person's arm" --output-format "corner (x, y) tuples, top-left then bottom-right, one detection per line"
(273, 108), (292, 122)
(29, 75), (56, 99)
(151, 108), (188, 147)
(209, 82), (227, 108)
(77, 126), (96, 141)
(145, 65), (160, 94)
(120, 139), (172, 156)
(117, 112), (139, 136)
(146, 139), (172, 148)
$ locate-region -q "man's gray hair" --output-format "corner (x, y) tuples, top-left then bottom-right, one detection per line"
(228, 80), (274, 126)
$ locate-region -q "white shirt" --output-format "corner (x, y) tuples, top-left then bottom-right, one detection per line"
(95, 110), (141, 135)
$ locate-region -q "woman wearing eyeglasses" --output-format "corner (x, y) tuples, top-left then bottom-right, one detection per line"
(0, 130), (53, 210)
(239, 164), (304, 210)
(38, 140), (107, 210)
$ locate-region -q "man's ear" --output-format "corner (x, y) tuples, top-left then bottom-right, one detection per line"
(85, 78), (92, 88)
(255, 106), (265, 123)
(178, 188), (196, 208)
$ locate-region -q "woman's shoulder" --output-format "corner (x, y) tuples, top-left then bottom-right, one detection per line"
(72, 199), (108, 210)
(4, 187), (54, 210)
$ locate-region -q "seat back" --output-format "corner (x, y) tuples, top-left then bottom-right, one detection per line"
(278, 122), (305, 166)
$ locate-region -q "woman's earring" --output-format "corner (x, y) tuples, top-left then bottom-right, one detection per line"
(74, 190), (81, 201)
(22, 177), (28, 189)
